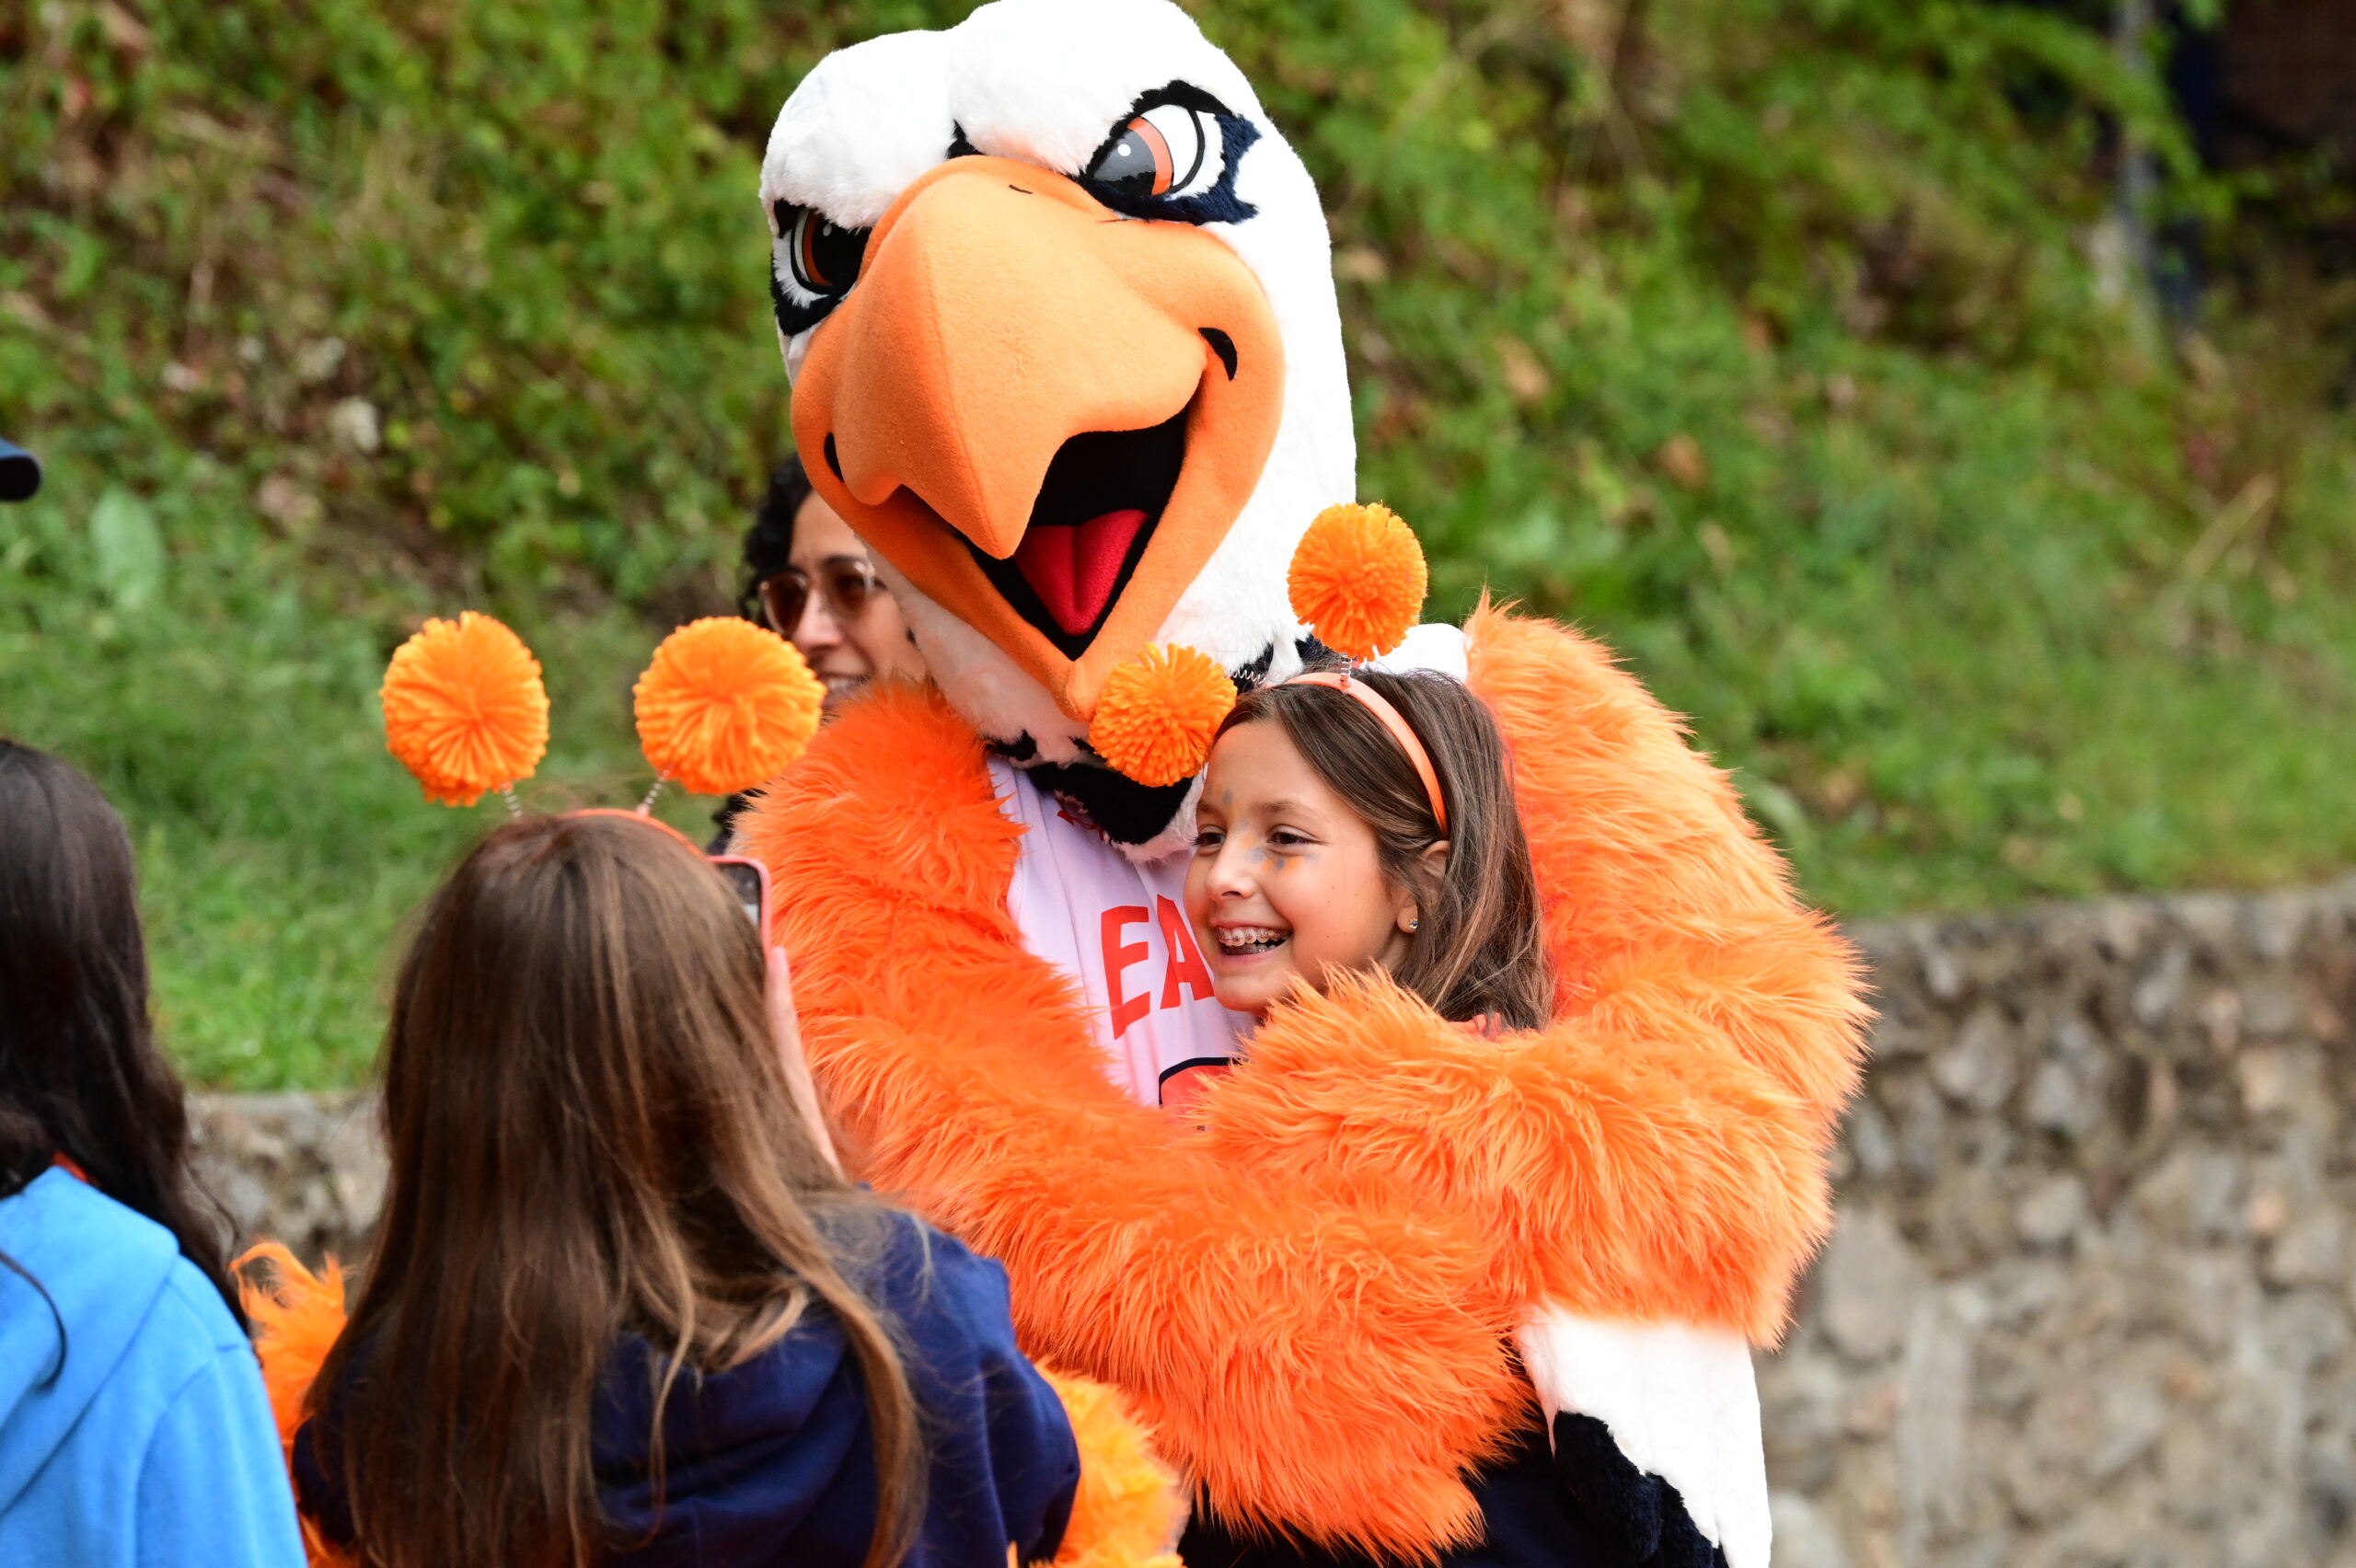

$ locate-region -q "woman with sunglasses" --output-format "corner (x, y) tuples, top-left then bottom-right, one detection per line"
(716, 456), (934, 847)
(741, 456), (930, 714)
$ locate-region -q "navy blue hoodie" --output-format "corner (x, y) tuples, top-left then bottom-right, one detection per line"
(296, 1212), (1080, 1567)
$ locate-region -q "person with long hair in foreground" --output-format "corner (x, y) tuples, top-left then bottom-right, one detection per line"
(0, 740), (306, 1566)
(258, 813), (1106, 1568)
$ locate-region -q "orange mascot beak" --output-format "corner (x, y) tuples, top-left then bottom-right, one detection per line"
(791, 157), (1285, 724)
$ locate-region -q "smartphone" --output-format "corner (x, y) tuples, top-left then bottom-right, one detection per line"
(709, 855), (773, 934)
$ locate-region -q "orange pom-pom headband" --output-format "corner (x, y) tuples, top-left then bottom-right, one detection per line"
(379, 612), (825, 813)
(1288, 502), (1427, 662)
(1086, 502), (1435, 789)
(380, 612), (550, 808)
(634, 617), (826, 801)
(1284, 672), (1449, 833)
(1088, 644), (1237, 789)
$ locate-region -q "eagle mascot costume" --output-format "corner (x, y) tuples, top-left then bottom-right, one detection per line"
(735, 2), (1869, 1564)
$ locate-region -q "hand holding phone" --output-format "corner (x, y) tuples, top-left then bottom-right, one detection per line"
(766, 944), (842, 1177)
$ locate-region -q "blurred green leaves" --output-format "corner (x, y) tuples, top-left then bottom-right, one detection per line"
(89, 488), (166, 611)
(3, 0), (2355, 1086)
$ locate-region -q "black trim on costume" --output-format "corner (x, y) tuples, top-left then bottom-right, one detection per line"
(1157, 1055), (1234, 1087)
(1025, 762), (1195, 847)
(1552, 1412), (1730, 1568)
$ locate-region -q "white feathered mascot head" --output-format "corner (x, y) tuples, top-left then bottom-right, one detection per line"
(761, 0), (1352, 850)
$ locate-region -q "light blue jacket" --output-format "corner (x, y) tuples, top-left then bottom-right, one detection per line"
(0, 1167), (304, 1567)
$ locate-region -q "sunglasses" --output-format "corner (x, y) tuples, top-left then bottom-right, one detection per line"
(756, 559), (883, 636)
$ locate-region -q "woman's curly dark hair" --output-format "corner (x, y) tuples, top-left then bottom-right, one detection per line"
(736, 455), (814, 623)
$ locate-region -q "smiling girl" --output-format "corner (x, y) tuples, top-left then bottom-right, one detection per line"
(1185, 666), (1551, 1032)
(1182, 667), (1779, 1567)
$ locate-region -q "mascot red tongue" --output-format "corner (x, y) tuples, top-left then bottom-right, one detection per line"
(1019, 508), (1148, 635)
(741, 2), (1869, 1563)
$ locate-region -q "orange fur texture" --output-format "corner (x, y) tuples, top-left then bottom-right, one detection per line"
(234, 1245), (358, 1568)
(1203, 607), (1870, 1342)
(733, 606), (1869, 1554)
(1034, 1366), (1188, 1568)
(736, 690), (1524, 1557)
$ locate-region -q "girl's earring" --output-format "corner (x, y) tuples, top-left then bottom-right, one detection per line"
(1407, 917), (1421, 932)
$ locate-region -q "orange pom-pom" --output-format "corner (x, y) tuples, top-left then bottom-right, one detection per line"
(380, 611), (549, 807)
(634, 617), (826, 797)
(1089, 643), (1236, 788)
(1287, 502), (1428, 660)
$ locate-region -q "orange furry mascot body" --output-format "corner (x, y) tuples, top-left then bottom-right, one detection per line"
(733, 611), (1865, 1563)
(741, 2), (1867, 1562)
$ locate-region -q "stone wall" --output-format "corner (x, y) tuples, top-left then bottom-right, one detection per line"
(1769, 880), (2356, 1568)
(192, 1091), (383, 1263)
(191, 879), (2356, 1568)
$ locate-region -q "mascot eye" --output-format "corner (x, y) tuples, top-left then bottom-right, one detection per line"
(780, 203), (867, 294)
(770, 201), (871, 337)
(1087, 103), (1221, 201)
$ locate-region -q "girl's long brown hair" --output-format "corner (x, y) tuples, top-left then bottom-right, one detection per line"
(313, 813), (920, 1568)
(1220, 668), (1553, 1030)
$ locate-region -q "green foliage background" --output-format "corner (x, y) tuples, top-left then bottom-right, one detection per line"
(4, 0), (2352, 1086)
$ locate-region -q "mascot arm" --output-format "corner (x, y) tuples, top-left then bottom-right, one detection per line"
(1465, 605), (1869, 1136)
(1201, 610), (1865, 1341)
(740, 689), (1530, 1559)
(1439, 606), (1868, 1335)
(791, 924), (1525, 1558)
(1202, 973), (1822, 1341)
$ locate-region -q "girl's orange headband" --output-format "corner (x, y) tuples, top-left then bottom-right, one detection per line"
(1285, 671), (1449, 835)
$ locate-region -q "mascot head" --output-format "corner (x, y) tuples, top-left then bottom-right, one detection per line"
(761, 0), (1352, 850)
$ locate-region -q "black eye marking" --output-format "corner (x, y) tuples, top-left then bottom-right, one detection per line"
(1199, 328), (1238, 379)
(823, 432), (843, 482)
(948, 123), (982, 159)
(1078, 81), (1259, 226)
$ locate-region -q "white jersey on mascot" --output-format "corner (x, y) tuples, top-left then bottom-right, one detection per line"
(737, 4), (1871, 1565)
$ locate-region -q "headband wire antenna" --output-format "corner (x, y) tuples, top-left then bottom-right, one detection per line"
(377, 612), (823, 839)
